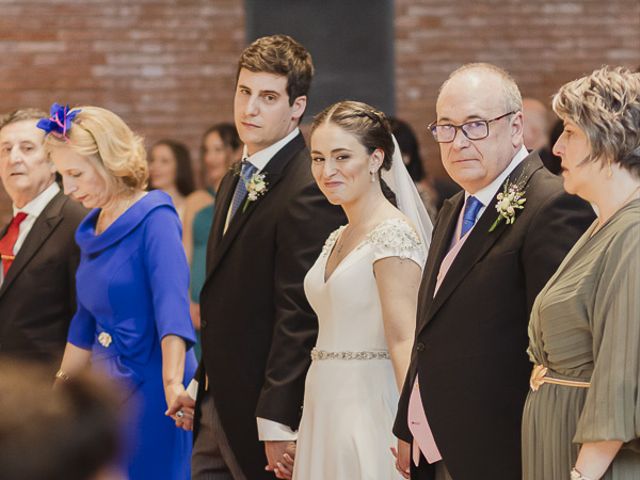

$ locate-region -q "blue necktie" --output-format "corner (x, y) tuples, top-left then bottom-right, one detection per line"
(460, 195), (483, 238)
(229, 161), (257, 219)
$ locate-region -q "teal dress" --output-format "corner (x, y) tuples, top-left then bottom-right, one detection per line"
(190, 189), (215, 359)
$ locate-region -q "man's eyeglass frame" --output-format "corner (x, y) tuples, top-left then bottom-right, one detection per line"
(428, 111), (517, 143)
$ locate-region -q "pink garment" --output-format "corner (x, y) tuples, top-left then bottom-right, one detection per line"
(408, 223), (472, 465)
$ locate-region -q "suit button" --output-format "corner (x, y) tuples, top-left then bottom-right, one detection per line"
(416, 342), (425, 352)
(201, 319), (208, 329)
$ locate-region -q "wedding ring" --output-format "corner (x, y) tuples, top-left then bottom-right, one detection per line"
(176, 410), (185, 419)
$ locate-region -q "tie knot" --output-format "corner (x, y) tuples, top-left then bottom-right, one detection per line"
(241, 161), (257, 180)
(460, 196), (483, 238)
(12, 212), (28, 226)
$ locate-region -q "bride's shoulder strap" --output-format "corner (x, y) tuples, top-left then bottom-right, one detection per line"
(368, 218), (426, 266)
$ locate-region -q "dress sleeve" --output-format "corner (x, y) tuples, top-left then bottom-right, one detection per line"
(574, 222), (640, 444)
(369, 219), (426, 267)
(143, 206), (196, 348)
(67, 300), (96, 350)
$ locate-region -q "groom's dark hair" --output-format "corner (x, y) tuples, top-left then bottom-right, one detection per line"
(237, 34), (314, 106)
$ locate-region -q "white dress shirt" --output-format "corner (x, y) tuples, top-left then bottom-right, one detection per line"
(453, 146), (529, 241)
(0, 182), (60, 286)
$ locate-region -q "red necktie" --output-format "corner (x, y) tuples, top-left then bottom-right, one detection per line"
(0, 212), (28, 276)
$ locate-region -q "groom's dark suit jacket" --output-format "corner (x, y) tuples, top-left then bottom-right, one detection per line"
(394, 153), (595, 480)
(0, 191), (86, 373)
(197, 132), (345, 480)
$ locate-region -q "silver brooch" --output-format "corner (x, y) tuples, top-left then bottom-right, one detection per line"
(98, 332), (112, 348)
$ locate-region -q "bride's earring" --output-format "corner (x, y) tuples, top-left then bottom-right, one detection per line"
(370, 170), (376, 183)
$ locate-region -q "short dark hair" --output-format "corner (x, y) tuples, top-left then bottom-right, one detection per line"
(237, 34), (314, 106)
(0, 362), (120, 480)
(150, 139), (196, 196)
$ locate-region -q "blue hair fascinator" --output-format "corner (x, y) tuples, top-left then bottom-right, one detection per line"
(36, 103), (81, 141)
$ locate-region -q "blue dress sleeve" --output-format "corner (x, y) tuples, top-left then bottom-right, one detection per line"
(67, 300), (96, 350)
(143, 206), (196, 348)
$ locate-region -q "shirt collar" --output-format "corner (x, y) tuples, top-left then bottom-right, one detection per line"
(13, 182), (60, 218)
(466, 145), (529, 206)
(241, 127), (300, 172)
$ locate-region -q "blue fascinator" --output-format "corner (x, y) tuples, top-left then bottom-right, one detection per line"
(37, 103), (81, 141)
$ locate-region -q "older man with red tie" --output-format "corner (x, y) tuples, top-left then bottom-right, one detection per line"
(0, 108), (86, 372)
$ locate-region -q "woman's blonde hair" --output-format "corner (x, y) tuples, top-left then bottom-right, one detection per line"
(552, 66), (640, 176)
(45, 106), (148, 198)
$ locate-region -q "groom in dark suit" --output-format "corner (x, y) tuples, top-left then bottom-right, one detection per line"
(0, 109), (86, 373)
(393, 64), (594, 480)
(170, 35), (345, 480)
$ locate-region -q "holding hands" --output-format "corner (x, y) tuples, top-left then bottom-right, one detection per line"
(165, 386), (195, 431)
(265, 441), (296, 479)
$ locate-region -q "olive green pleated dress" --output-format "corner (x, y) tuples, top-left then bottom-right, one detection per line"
(522, 199), (640, 480)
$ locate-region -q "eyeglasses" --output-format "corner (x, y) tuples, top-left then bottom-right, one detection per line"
(428, 111), (517, 143)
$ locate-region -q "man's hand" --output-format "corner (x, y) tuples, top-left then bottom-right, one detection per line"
(264, 441), (296, 479)
(391, 439), (411, 479)
(165, 387), (196, 431)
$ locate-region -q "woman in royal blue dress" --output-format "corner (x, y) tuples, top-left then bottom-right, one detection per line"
(39, 104), (197, 479)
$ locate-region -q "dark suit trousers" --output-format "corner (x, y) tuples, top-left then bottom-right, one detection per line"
(192, 389), (246, 480)
(411, 450), (453, 480)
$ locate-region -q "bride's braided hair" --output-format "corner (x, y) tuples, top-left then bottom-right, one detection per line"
(311, 101), (397, 204)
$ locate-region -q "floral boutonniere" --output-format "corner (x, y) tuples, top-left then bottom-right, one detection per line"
(489, 178), (527, 232)
(243, 171), (268, 212)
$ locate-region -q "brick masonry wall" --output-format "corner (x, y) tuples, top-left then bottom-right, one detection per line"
(1, 0), (639, 222)
(395, 0), (640, 179)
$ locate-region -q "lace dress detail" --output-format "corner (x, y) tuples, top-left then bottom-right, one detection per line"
(368, 218), (425, 265)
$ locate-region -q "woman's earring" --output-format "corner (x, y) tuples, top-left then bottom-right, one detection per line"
(370, 171), (376, 183)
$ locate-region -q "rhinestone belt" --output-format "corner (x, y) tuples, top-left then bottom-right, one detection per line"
(311, 347), (390, 361)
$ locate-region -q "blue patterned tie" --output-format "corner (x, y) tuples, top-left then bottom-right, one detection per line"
(229, 160), (257, 219)
(460, 195), (483, 238)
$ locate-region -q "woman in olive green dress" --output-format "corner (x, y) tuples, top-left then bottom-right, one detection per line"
(522, 66), (640, 480)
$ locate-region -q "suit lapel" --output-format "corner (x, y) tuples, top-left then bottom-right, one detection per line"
(205, 133), (306, 278)
(418, 153), (543, 334)
(0, 192), (66, 299)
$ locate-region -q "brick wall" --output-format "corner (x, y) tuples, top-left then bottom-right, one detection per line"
(0, 0), (245, 222)
(1, 0), (639, 222)
(395, 0), (640, 179)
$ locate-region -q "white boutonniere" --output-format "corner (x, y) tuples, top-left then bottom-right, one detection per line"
(243, 171), (268, 212)
(489, 178), (526, 232)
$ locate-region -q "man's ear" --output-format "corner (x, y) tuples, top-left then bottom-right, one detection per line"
(291, 95), (307, 122)
(511, 111), (524, 148)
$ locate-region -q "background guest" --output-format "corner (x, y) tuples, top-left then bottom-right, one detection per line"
(522, 97), (550, 152)
(0, 361), (122, 480)
(182, 123), (241, 350)
(522, 66), (640, 480)
(42, 104), (196, 479)
(148, 139), (195, 221)
(389, 117), (440, 220)
(0, 108), (86, 373)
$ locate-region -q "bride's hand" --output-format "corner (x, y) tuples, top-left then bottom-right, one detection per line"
(391, 439), (411, 479)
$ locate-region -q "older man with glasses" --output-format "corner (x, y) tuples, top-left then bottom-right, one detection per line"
(392, 63), (595, 480)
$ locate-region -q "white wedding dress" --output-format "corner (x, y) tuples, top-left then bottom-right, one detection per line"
(293, 218), (426, 480)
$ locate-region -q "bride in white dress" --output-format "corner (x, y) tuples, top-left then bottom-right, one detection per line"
(290, 101), (432, 480)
